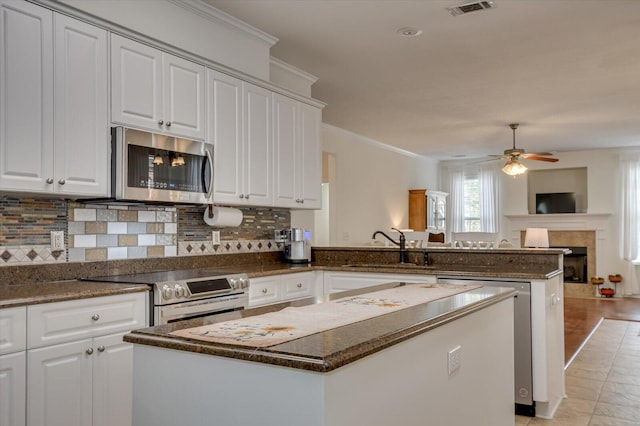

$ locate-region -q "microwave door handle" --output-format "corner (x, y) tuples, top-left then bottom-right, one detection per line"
(204, 148), (214, 200)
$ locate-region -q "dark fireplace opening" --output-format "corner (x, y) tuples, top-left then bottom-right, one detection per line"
(554, 246), (588, 283)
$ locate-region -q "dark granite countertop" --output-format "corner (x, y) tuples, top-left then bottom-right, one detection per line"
(124, 282), (517, 372)
(0, 280), (150, 308)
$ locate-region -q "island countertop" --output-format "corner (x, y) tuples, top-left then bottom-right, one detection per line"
(124, 282), (516, 372)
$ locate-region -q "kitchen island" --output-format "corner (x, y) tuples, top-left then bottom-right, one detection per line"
(125, 282), (516, 426)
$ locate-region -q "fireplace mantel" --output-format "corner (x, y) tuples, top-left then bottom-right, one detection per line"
(505, 213), (611, 290)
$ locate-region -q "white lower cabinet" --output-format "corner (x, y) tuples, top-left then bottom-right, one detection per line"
(249, 272), (317, 307)
(22, 292), (146, 426)
(0, 351), (26, 426)
(27, 332), (133, 426)
(323, 271), (436, 294)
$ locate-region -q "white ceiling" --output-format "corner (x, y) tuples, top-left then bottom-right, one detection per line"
(204, 0), (640, 160)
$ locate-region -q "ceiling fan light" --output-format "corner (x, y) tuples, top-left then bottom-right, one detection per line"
(152, 154), (164, 165)
(502, 159), (527, 176)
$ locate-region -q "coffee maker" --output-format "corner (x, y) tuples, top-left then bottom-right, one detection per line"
(276, 228), (311, 264)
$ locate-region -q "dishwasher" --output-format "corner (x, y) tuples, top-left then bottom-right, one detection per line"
(437, 277), (535, 417)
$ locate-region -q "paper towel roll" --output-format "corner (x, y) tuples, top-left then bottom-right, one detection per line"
(203, 206), (243, 227)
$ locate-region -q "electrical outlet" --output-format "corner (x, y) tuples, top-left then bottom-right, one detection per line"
(50, 231), (65, 251)
(448, 345), (461, 376)
(211, 230), (220, 245)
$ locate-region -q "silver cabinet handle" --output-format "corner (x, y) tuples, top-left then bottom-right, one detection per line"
(91, 314), (100, 321)
(158, 120), (164, 125)
(166, 121), (171, 127)
(97, 346), (105, 353)
(261, 288), (268, 294)
(58, 179), (65, 185)
(86, 348), (94, 355)
(46, 178), (54, 184)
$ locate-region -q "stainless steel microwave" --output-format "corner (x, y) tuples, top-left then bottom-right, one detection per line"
(111, 127), (213, 204)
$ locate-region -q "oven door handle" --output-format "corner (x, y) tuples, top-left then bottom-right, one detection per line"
(156, 294), (248, 324)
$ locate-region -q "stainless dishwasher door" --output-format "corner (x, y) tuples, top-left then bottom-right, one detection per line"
(437, 277), (534, 415)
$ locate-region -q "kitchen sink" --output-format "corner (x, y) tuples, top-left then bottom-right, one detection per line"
(340, 263), (436, 270)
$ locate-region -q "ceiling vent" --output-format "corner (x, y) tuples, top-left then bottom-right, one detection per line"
(447, 1), (495, 16)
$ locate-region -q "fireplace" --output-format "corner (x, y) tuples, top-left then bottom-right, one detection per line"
(557, 246), (588, 283)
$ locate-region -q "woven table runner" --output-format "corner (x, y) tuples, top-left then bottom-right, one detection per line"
(170, 283), (480, 348)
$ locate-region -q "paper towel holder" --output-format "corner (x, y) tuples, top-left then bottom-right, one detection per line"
(207, 203), (214, 219)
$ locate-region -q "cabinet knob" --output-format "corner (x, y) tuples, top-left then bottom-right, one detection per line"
(97, 346), (105, 353)
(245, 194), (250, 199)
(261, 288), (268, 294)
(239, 194), (244, 199)
(166, 121), (172, 127)
(158, 120), (164, 125)
(91, 314), (100, 321)
(58, 179), (66, 185)
(46, 178), (54, 184)
(86, 348), (94, 355)
(296, 283), (302, 288)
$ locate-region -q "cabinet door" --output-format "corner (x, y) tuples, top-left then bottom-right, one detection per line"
(282, 272), (315, 301)
(28, 339), (93, 426)
(0, 0), (53, 192)
(0, 307), (26, 356)
(111, 34), (162, 131)
(208, 69), (244, 204)
(272, 93), (298, 207)
(298, 103), (322, 208)
(244, 83), (272, 205)
(248, 276), (281, 307)
(163, 54), (205, 140)
(92, 332), (133, 426)
(53, 13), (109, 196)
(0, 352), (26, 426)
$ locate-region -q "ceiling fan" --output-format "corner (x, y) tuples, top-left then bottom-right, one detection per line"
(491, 123), (558, 175)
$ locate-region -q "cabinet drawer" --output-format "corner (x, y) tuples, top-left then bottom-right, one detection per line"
(0, 306), (27, 355)
(248, 276), (281, 307)
(28, 293), (147, 349)
(282, 272), (314, 300)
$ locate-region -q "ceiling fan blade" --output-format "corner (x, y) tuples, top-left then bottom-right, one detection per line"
(522, 155), (559, 162)
(522, 152), (554, 157)
(488, 154), (509, 159)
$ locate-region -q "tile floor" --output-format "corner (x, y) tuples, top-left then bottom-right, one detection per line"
(516, 319), (640, 425)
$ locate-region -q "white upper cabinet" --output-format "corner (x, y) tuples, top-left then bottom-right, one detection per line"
(243, 83), (272, 205)
(273, 93), (322, 209)
(298, 102), (322, 208)
(111, 34), (205, 140)
(208, 69), (272, 206)
(0, 0), (108, 196)
(53, 14), (109, 196)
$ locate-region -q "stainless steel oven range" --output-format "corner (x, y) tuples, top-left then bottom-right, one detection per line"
(85, 269), (249, 325)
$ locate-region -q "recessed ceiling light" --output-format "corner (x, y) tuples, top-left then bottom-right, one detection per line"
(396, 27), (422, 37)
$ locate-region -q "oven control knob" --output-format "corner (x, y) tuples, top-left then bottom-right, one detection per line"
(229, 278), (239, 290)
(239, 278), (249, 289)
(174, 284), (186, 298)
(162, 285), (174, 300)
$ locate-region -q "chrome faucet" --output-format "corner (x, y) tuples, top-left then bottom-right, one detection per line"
(372, 227), (408, 264)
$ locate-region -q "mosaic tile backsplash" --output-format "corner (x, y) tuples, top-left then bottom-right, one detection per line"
(0, 197), (290, 265)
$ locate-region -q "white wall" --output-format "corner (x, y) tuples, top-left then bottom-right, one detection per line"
(316, 124), (438, 246)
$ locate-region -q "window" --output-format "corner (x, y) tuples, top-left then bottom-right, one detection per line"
(450, 164), (499, 233)
(463, 175), (480, 231)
